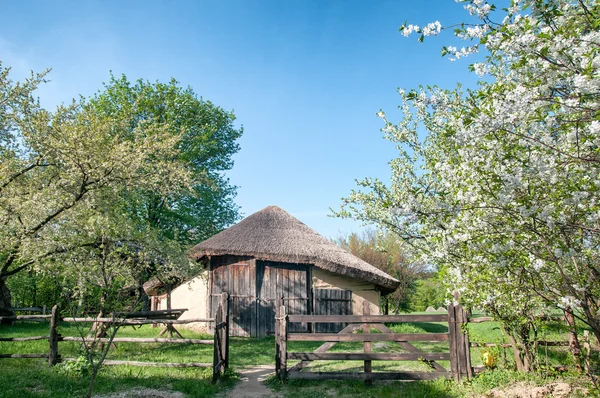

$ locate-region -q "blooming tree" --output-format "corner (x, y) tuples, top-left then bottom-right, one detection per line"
(337, 0), (600, 365)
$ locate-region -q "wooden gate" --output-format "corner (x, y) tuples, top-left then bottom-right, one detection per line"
(275, 301), (473, 382)
(256, 261), (309, 336)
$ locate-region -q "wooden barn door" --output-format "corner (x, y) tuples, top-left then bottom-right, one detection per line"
(210, 256), (256, 337)
(313, 289), (353, 333)
(256, 261), (309, 336)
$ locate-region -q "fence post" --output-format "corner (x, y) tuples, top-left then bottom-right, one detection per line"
(448, 304), (459, 380)
(280, 303), (287, 381)
(459, 306), (473, 379)
(48, 305), (59, 366)
(275, 296), (287, 380)
(212, 301), (223, 383)
(220, 292), (229, 372)
(448, 304), (471, 381)
(275, 296), (282, 379)
(362, 300), (372, 386)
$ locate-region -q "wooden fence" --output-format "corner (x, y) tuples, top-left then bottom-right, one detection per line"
(275, 298), (472, 382)
(0, 293), (230, 382)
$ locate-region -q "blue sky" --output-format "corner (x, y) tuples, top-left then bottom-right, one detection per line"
(1, 0), (482, 239)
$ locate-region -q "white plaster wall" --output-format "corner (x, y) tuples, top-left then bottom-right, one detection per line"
(158, 270), (210, 330)
(311, 268), (381, 315)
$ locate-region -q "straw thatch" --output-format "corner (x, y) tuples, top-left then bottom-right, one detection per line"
(142, 278), (164, 296)
(189, 206), (399, 293)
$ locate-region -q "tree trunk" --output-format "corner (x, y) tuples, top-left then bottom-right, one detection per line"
(0, 278), (14, 323)
(507, 334), (526, 371)
(564, 307), (582, 371)
(581, 300), (600, 345)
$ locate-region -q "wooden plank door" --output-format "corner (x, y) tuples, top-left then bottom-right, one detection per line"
(256, 261), (309, 336)
(210, 256), (256, 337)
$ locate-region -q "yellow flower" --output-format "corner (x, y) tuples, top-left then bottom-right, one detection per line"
(482, 349), (497, 368)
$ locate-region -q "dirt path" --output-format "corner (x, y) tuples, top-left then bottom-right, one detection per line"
(228, 365), (279, 398)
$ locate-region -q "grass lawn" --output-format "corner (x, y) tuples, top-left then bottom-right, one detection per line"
(0, 315), (597, 397)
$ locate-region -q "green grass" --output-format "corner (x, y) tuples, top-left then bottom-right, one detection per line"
(1, 318), (597, 397)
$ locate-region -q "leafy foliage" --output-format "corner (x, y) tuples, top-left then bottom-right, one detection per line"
(90, 75), (242, 246)
(335, 230), (427, 313)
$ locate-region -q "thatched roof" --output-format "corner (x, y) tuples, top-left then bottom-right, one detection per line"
(143, 276), (182, 296)
(189, 206), (399, 293)
(142, 278), (165, 296)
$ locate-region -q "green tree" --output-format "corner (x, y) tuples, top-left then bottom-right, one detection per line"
(90, 75), (242, 246)
(335, 230), (426, 313)
(411, 278), (446, 312)
(0, 63), (191, 315)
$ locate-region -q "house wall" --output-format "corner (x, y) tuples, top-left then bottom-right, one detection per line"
(157, 269), (210, 331)
(311, 267), (381, 315)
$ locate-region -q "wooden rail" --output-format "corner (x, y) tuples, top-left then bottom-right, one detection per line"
(288, 371), (451, 381)
(287, 352), (451, 361)
(60, 337), (214, 344)
(62, 359), (213, 368)
(288, 314), (448, 323)
(0, 336), (49, 342)
(60, 317), (214, 325)
(287, 333), (449, 342)
(0, 315), (52, 321)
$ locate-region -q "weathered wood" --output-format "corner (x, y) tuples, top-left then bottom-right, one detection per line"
(211, 256), (255, 337)
(0, 336), (49, 342)
(362, 300), (372, 386)
(279, 302), (287, 380)
(287, 371), (452, 381)
(92, 360), (211, 368)
(448, 304), (459, 380)
(116, 309), (187, 319)
(288, 314), (448, 324)
(372, 323), (448, 372)
(48, 305), (59, 366)
(0, 353), (50, 359)
(287, 352), (451, 361)
(456, 305), (471, 379)
(287, 333), (449, 342)
(313, 289), (352, 333)
(9, 307), (47, 313)
(221, 292), (230, 370)
(61, 317), (214, 325)
(258, 261), (309, 336)
(60, 337), (213, 344)
(212, 301), (223, 383)
(275, 296), (283, 378)
(288, 323), (361, 372)
(0, 315), (51, 322)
